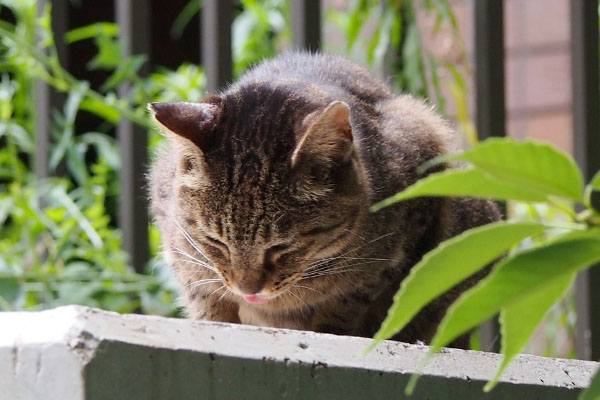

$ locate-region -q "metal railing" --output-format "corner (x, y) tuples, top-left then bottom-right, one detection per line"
(34, 0), (598, 361)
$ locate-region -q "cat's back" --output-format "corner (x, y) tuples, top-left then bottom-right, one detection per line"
(229, 52), (455, 202)
(231, 52), (393, 105)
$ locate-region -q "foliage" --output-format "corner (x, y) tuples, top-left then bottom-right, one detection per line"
(329, 0), (476, 143)
(233, 0), (291, 75)
(0, 0), (187, 315)
(368, 138), (600, 396)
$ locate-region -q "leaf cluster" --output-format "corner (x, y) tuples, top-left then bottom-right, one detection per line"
(369, 138), (600, 397)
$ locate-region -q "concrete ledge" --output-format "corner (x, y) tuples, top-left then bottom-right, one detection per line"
(0, 306), (597, 399)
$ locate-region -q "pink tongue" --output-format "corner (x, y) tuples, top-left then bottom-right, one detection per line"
(243, 294), (269, 304)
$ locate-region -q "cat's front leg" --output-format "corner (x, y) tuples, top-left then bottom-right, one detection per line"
(306, 289), (379, 337)
(183, 288), (241, 323)
(178, 275), (241, 323)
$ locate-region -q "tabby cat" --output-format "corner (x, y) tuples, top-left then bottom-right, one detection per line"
(149, 53), (500, 346)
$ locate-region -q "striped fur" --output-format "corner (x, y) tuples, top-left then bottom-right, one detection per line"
(149, 53), (500, 345)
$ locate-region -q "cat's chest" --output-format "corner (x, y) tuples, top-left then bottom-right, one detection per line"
(237, 303), (305, 330)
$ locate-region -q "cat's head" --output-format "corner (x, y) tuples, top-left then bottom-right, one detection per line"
(149, 85), (370, 308)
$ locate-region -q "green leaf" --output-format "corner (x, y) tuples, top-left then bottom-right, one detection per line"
(56, 281), (102, 306)
(79, 98), (119, 123)
(0, 276), (21, 307)
(65, 22), (119, 43)
(66, 142), (89, 186)
(447, 138), (584, 201)
(346, 0), (371, 51)
(427, 52), (446, 114)
(485, 272), (576, 391)
(429, 230), (600, 353)
(371, 167), (548, 212)
(101, 55), (147, 91)
(368, 221), (549, 350)
(171, 0), (202, 38)
(48, 185), (103, 248)
(0, 121), (34, 153)
(79, 132), (120, 169)
(589, 170), (600, 192)
(402, 22), (427, 96)
(49, 83), (87, 170)
(581, 368), (600, 400)
(88, 34), (122, 70)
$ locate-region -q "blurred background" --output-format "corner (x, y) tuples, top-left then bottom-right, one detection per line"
(0, 0), (590, 360)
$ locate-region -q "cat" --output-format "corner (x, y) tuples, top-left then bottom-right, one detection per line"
(148, 52), (500, 346)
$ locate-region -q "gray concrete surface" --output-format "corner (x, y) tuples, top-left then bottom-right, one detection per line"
(0, 305), (597, 399)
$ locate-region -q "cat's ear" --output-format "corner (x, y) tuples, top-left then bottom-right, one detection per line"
(291, 101), (354, 168)
(148, 97), (223, 154)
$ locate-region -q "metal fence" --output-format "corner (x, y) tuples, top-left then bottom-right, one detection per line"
(35, 0), (598, 361)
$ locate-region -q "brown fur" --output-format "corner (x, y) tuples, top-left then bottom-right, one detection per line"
(148, 53), (500, 345)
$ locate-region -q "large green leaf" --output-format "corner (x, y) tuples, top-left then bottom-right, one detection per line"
(429, 230), (600, 353)
(368, 221), (548, 350)
(371, 167), (547, 211)
(448, 138), (584, 201)
(581, 368), (600, 400)
(485, 272), (576, 392)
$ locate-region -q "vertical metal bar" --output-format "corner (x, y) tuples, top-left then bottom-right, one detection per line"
(292, 0), (321, 51)
(202, 0), (232, 93)
(115, 0), (150, 274)
(474, 0), (505, 353)
(571, 0), (600, 361)
(35, 0), (68, 178)
(474, 0), (506, 140)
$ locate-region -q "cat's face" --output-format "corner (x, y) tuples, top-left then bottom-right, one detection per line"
(150, 86), (369, 308)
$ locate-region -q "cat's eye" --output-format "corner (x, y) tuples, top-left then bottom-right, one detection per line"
(269, 243), (290, 252)
(204, 236), (230, 259)
(265, 243), (290, 262)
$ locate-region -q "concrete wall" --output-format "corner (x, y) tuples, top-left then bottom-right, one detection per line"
(0, 306), (597, 400)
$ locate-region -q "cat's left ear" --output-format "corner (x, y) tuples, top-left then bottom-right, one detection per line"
(148, 97), (223, 154)
(291, 101), (354, 167)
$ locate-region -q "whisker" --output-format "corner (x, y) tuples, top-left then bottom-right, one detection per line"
(305, 232), (397, 270)
(302, 269), (361, 279)
(285, 287), (307, 307)
(172, 217), (213, 263)
(302, 270), (364, 281)
(305, 256), (392, 272)
(169, 248), (217, 273)
(293, 284), (324, 295)
(216, 288), (231, 303)
(186, 278), (222, 289)
(341, 227), (368, 242)
(170, 251), (213, 269)
(304, 260), (377, 278)
(302, 262), (370, 279)
(206, 285), (226, 299)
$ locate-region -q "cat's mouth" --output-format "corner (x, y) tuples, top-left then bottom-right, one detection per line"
(242, 294), (271, 304)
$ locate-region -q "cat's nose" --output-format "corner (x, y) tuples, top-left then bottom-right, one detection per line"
(236, 278), (265, 296)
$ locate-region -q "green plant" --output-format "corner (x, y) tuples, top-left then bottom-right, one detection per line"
(233, 0), (291, 75)
(0, 0), (187, 314)
(329, 0), (476, 144)
(368, 137), (600, 397)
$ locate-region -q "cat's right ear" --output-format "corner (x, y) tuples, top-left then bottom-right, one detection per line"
(148, 97), (223, 154)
